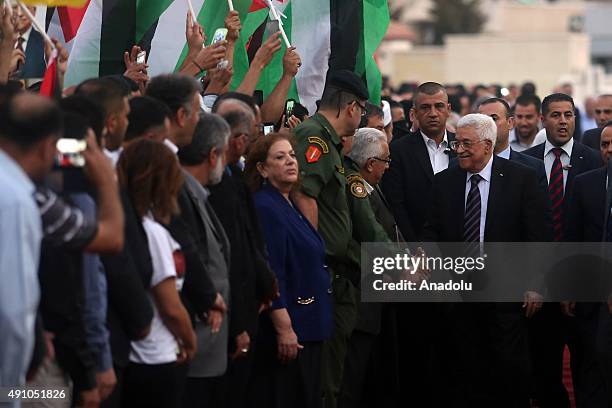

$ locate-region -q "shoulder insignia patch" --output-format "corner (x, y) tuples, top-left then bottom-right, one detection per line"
(306, 145), (322, 163)
(307, 136), (329, 153)
(349, 180), (368, 198)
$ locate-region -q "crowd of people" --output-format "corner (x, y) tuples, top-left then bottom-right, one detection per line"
(3, 2), (612, 408)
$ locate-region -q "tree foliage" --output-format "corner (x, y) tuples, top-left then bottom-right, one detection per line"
(430, 0), (486, 44)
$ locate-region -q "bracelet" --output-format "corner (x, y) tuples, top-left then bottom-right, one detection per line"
(192, 60), (205, 72)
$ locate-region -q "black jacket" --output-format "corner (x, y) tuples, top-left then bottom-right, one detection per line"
(523, 141), (602, 225)
(565, 167), (607, 242)
(209, 165), (277, 339)
(170, 182), (218, 323)
(381, 131), (455, 242)
(423, 156), (547, 243)
(101, 190), (154, 368)
(582, 127), (602, 151)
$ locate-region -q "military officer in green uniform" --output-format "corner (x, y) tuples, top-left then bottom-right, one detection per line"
(339, 127), (396, 407)
(292, 70), (369, 408)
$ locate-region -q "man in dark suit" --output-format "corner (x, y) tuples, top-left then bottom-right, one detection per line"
(563, 121), (612, 408)
(582, 95), (612, 150)
(523, 93), (603, 408)
(13, 5), (46, 79)
(380, 82), (456, 407)
(178, 113), (232, 408)
(423, 113), (547, 407)
(211, 96), (278, 408)
(382, 81), (455, 242)
(478, 97), (548, 192)
(567, 122), (612, 242)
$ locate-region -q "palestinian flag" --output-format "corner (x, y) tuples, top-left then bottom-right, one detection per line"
(63, 0), (251, 87)
(39, 48), (60, 98)
(231, 0), (389, 113)
(45, 1), (90, 54)
(59, 0), (388, 111)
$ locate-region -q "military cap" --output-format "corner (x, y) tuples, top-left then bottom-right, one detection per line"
(326, 70), (369, 101)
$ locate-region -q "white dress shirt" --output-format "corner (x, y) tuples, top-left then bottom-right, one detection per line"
(103, 147), (123, 167)
(544, 138), (573, 192)
(15, 27), (33, 51)
(464, 155), (493, 243)
(421, 131), (449, 174)
(496, 145), (511, 160)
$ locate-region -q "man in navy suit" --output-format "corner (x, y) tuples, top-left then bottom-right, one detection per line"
(523, 93), (602, 408)
(582, 95), (612, 150)
(564, 121), (612, 407)
(422, 113), (547, 407)
(13, 4), (46, 79)
(382, 81), (455, 242)
(478, 97), (548, 195)
(380, 82), (455, 407)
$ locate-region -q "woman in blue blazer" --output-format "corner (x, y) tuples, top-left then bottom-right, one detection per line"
(245, 133), (333, 408)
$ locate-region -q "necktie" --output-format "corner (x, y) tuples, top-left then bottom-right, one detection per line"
(549, 148), (564, 241)
(464, 174), (483, 243)
(16, 37), (25, 52)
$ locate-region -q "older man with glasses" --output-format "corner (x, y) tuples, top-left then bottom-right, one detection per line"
(339, 127), (403, 407)
(423, 113), (548, 407)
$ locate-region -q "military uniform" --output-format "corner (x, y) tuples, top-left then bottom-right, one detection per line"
(339, 157), (394, 407)
(293, 112), (356, 408)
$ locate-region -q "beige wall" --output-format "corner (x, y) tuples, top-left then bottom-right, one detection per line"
(379, 33), (590, 96)
(484, 1), (585, 34)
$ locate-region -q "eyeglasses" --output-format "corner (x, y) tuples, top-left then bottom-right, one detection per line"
(352, 100), (367, 118)
(369, 156), (392, 165)
(449, 140), (486, 151)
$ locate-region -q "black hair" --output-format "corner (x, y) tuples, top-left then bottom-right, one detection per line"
(292, 102), (309, 121)
(520, 82), (537, 96)
(145, 74), (202, 117)
(212, 92), (258, 116)
(59, 95), (105, 144)
(413, 82), (447, 104)
(125, 96), (171, 142)
(61, 111), (89, 140)
(75, 77), (129, 118)
(542, 93), (575, 116)
(0, 93), (63, 149)
(514, 94), (542, 114)
(479, 97), (511, 118)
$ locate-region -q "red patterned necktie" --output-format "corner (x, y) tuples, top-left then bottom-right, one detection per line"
(549, 147), (564, 241)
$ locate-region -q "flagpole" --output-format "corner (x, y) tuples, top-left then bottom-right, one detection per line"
(185, 0), (196, 27)
(228, 0), (234, 11)
(266, 0), (290, 48)
(4, 0), (13, 17)
(17, 1), (56, 52)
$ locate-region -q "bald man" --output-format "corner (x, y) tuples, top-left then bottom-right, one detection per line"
(582, 95), (612, 150)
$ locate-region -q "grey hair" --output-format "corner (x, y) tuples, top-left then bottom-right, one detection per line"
(457, 113), (497, 145)
(177, 112), (230, 165)
(348, 128), (388, 168)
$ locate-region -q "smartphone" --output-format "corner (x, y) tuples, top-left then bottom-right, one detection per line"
(253, 90), (264, 107)
(136, 50), (146, 64)
(267, 19), (280, 34)
(284, 99), (296, 127)
(263, 123), (275, 136)
(211, 28), (228, 45)
(56, 138), (86, 168)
